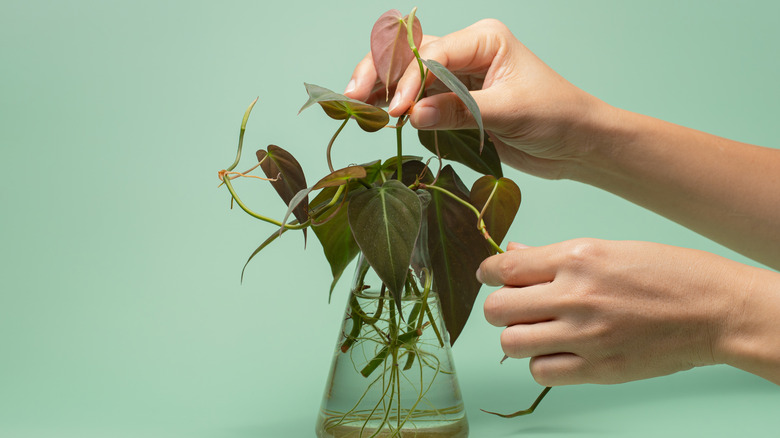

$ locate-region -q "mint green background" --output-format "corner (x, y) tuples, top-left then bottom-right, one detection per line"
(1, 1), (778, 437)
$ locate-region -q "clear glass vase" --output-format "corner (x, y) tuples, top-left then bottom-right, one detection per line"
(315, 219), (468, 437)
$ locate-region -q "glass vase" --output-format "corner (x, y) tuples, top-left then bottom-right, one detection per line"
(315, 221), (468, 437)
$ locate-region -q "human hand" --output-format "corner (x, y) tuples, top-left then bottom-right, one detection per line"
(344, 19), (612, 180)
(477, 239), (759, 386)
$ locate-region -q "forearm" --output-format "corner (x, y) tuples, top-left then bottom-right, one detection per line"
(571, 103), (780, 269)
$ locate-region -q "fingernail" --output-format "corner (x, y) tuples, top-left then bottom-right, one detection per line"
(388, 90), (403, 114)
(475, 266), (484, 283)
(344, 79), (356, 95)
(412, 105), (439, 128)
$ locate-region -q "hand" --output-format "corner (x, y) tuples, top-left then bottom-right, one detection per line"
(477, 239), (765, 386)
(344, 19), (611, 180)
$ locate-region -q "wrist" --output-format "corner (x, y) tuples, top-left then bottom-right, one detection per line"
(715, 265), (780, 384)
(558, 97), (634, 184)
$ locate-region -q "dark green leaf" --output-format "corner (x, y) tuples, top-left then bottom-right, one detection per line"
(421, 59), (484, 151)
(425, 165), (491, 344)
(418, 129), (503, 178)
(360, 160), (383, 184)
(470, 176), (522, 249)
(257, 145), (308, 242)
(348, 180), (422, 308)
(382, 155), (424, 183)
(312, 183), (366, 301)
(299, 83), (389, 132)
(391, 159), (434, 186)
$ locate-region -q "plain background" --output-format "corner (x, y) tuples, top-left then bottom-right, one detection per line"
(1, 1), (778, 437)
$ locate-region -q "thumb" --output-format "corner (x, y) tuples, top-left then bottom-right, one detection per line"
(409, 88), (504, 131)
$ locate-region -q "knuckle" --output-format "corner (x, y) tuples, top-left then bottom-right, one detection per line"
(496, 256), (516, 282)
(443, 97), (473, 128)
(474, 18), (509, 33)
(530, 354), (591, 386)
(563, 238), (603, 269)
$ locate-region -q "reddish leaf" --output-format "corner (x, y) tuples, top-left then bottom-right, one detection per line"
(257, 145), (308, 241)
(370, 9), (423, 98)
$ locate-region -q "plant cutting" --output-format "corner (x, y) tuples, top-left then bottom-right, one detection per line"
(217, 7), (551, 437)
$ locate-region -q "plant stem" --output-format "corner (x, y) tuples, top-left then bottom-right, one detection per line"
(421, 183), (503, 253)
(395, 119), (404, 181)
(326, 118), (349, 173)
(226, 97), (258, 172)
(221, 175), (309, 230)
(405, 8), (427, 103)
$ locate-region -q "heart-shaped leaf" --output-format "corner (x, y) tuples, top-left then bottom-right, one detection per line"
(422, 59), (484, 151)
(348, 180), (422, 308)
(313, 166), (367, 190)
(360, 160), (383, 184)
(418, 129), (503, 178)
(470, 176), (521, 249)
(312, 182), (366, 301)
(370, 9), (423, 98)
(391, 159), (434, 186)
(299, 83), (389, 132)
(257, 145), (308, 242)
(425, 165), (491, 344)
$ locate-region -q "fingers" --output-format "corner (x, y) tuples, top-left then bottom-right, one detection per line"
(483, 284), (557, 326)
(389, 19), (514, 118)
(500, 321), (579, 359)
(477, 244), (560, 287)
(345, 35), (441, 106)
(530, 353), (591, 386)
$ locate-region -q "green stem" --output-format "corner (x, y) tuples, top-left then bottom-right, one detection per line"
(405, 8), (426, 103)
(395, 119), (404, 181)
(421, 183), (503, 253)
(326, 118), (349, 173)
(226, 97), (258, 172)
(222, 175), (309, 230)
